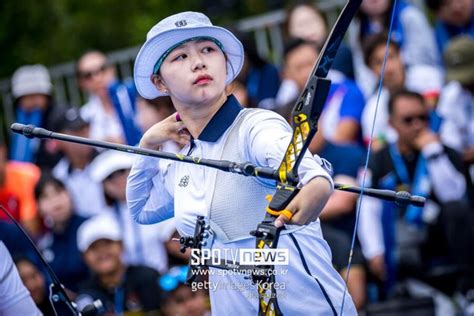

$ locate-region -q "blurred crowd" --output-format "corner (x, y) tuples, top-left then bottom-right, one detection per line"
(0, 0), (473, 315)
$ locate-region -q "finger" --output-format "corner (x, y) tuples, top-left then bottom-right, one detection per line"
(274, 209), (294, 228)
(290, 210), (312, 225)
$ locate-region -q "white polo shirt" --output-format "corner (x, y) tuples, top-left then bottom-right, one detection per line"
(127, 95), (356, 315)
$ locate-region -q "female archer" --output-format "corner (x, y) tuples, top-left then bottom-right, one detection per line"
(126, 11), (357, 315)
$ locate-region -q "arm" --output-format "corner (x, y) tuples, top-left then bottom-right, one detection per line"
(400, 6), (441, 66)
(243, 110), (334, 227)
(332, 81), (365, 144)
(0, 243), (42, 316)
(422, 143), (467, 202)
(358, 196), (386, 280)
(126, 113), (189, 224)
(126, 155), (175, 224)
(320, 175), (358, 220)
(415, 131), (467, 202)
(332, 120), (360, 144)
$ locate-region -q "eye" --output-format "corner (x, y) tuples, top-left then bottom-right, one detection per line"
(202, 46), (215, 53)
(171, 53), (187, 62)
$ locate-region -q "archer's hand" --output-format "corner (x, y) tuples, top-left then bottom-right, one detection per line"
(139, 113), (191, 150)
(274, 176), (333, 228)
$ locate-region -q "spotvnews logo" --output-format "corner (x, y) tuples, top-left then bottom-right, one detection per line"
(190, 248), (289, 266)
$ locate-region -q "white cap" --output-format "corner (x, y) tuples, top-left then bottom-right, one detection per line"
(90, 150), (135, 182)
(134, 11), (244, 99)
(77, 214), (122, 252)
(11, 65), (53, 99)
(406, 65), (444, 95)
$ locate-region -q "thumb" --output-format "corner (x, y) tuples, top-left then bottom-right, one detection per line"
(274, 213), (291, 228)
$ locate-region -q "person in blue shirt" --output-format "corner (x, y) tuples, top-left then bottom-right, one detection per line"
(9, 65), (62, 169)
(34, 173), (89, 292)
(425, 0), (474, 56)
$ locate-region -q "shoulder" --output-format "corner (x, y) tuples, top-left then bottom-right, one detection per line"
(239, 108), (291, 131)
(369, 145), (392, 175)
(127, 265), (160, 279)
(6, 162), (40, 182)
(399, 2), (428, 22)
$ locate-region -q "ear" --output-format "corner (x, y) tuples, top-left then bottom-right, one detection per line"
(151, 75), (168, 93)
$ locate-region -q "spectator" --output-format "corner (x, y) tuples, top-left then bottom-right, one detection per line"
(0, 241), (41, 315)
(283, 1), (355, 79)
(425, 0), (474, 56)
(159, 265), (210, 316)
(0, 139), (41, 235)
(318, 143), (367, 310)
(437, 36), (474, 199)
(275, 39), (366, 153)
(14, 256), (56, 316)
(0, 220), (32, 258)
(136, 96), (176, 133)
(358, 90), (474, 300)
(76, 50), (142, 145)
(91, 150), (175, 274)
(35, 174), (89, 292)
(360, 34), (444, 148)
(233, 30), (281, 108)
(136, 96), (181, 155)
(76, 214), (162, 315)
(349, 0), (440, 96)
(51, 107), (105, 217)
(284, 1), (327, 46)
(9, 64), (62, 169)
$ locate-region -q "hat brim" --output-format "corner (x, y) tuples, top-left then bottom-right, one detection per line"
(134, 26), (244, 99)
(446, 66), (474, 85)
(91, 151), (135, 182)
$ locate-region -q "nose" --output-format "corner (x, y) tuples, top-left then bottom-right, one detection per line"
(191, 54), (206, 71)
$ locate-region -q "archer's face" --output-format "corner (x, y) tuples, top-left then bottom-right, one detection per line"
(156, 39), (228, 108)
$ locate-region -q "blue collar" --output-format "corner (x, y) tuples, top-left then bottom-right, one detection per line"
(198, 94), (243, 142)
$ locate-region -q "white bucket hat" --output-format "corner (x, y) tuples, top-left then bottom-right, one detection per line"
(77, 214), (122, 252)
(90, 150), (135, 183)
(11, 65), (53, 99)
(134, 11), (244, 99)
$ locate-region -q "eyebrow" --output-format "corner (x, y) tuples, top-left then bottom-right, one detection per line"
(174, 38), (217, 50)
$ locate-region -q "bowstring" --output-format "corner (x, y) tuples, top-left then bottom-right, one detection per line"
(339, 0), (398, 313)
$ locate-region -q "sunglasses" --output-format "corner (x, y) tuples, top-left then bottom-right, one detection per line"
(400, 114), (429, 125)
(159, 266), (188, 292)
(78, 64), (108, 80)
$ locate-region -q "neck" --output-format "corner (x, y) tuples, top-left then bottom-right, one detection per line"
(172, 93), (227, 138)
(52, 218), (70, 234)
(99, 263), (126, 289)
(98, 94), (114, 113)
(69, 153), (91, 170)
(397, 140), (415, 155)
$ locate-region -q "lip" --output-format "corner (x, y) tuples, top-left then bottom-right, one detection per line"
(193, 74), (213, 85)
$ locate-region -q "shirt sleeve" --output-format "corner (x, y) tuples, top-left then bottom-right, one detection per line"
(0, 242), (42, 315)
(126, 154), (176, 224)
(338, 81), (366, 122)
(422, 143), (467, 202)
(241, 110), (334, 187)
(358, 196), (385, 259)
(400, 6), (441, 66)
